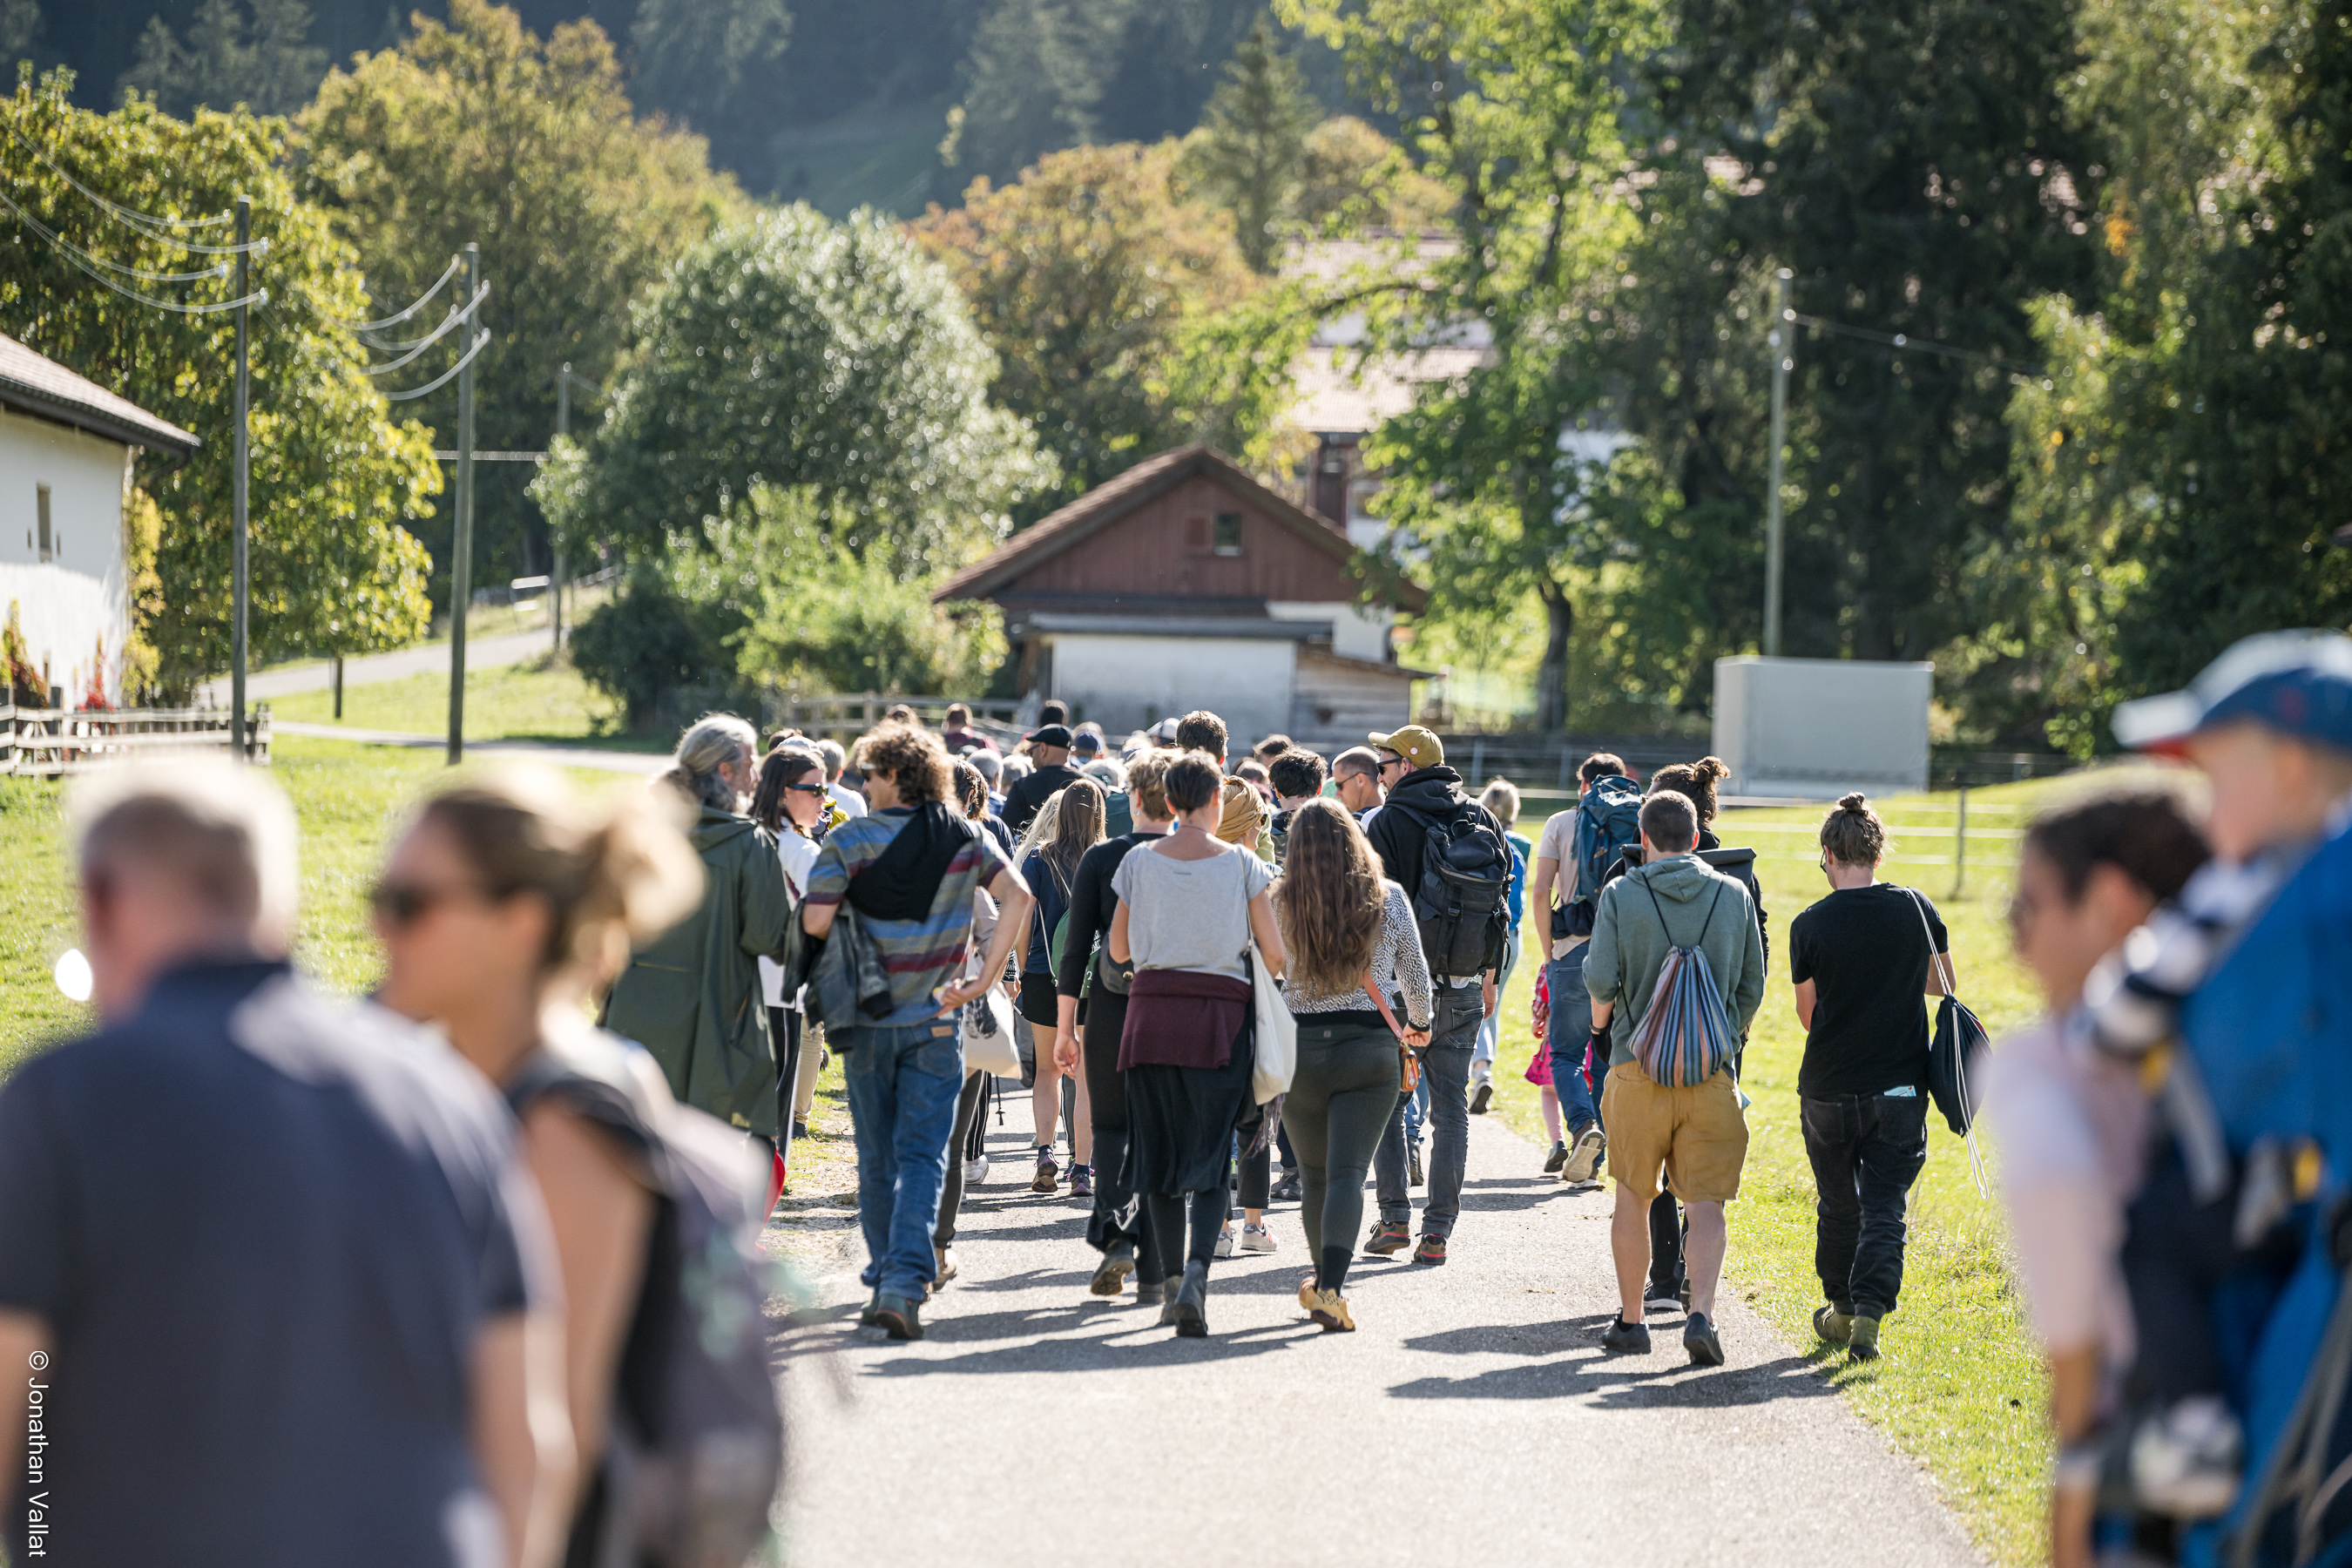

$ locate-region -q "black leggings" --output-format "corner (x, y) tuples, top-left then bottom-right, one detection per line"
(1081, 990), (1158, 1277)
(933, 1071), (992, 1247)
(1145, 1186), (1230, 1279)
(1285, 1021), (1402, 1293)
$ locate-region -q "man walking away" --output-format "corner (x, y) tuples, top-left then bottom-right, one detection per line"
(1002, 722), (1081, 836)
(1331, 746), (1385, 821)
(0, 761), (569, 1568)
(1362, 725), (1510, 1267)
(1470, 778), (1531, 1114)
(819, 738), (867, 820)
(801, 723), (1033, 1341)
(940, 702), (996, 758)
(1586, 789), (1764, 1366)
(1268, 748), (1328, 864)
(1529, 753), (1639, 1181)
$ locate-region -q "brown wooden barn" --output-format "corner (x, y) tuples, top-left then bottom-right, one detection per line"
(931, 444), (1429, 748)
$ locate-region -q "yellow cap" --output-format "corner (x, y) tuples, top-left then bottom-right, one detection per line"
(1368, 725), (1443, 771)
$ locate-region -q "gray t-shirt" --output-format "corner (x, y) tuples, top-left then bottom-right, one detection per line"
(1111, 841), (1274, 980)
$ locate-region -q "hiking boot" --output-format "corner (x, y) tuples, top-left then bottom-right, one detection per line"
(1307, 1288), (1356, 1333)
(1847, 1314), (1882, 1362)
(1238, 1222), (1276, 1254)
(1601, 1317), (1652, 1355)
(1562, 1124), (1606, 1184)
(1411, 1233), (1447, 1266)
(1271, 1168), (1302, 1202)
(873, 1292), (923, 1342)
(1363, 1220), (1411, 1256)
(1683, 1311), (1724, 1367)
(1543, 1140), (1570, 1174)
(1470, 1079), (1493, 1115)
(933, 1246), (959, 1286)
(1069, 1164), (1093, 1199)
(1813, 1303), (1855, 1347)
(1171, 1260), (1210, 1338)
(1090, 1243), (1136, 1297)
(1135, 1277), (1167, 1307)
(1030, 1153), (1058, 1194)
(791, 1119), (811, 1143)
(858, 1289), (883, 1328)
(1408, 1143), (1425, 1186)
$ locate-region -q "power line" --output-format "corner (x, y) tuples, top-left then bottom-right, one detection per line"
(382, 328), (490, 401)
(1786, 310), (2048, 380)
(358, 282), (488, 375)
(0, 184), (265, 314)
(2, 122), (263, 253)
(320, 253), (463, 336)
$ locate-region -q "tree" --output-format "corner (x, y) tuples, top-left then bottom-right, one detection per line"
(1294, 115), (1454, 232)
(910, 140), (1280, 521)
(628, 0), (791, 182)
(295, 0), (740, 601)
(0, 74), (439, 696)
(538, 203), (1051, 573)
(937, 0), (1141, 186)
(118, 0), (327, 118)
(1182, 16), (1320, 272)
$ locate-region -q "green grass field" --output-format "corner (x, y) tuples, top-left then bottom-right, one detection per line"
(267, 653), (654, 749)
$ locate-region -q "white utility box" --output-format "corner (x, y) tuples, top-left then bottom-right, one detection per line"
(1712, 656), (1934, 799)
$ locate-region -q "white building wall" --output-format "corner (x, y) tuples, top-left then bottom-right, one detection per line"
(0, 409), (132, 705)
(1044, 632), (1297, 746)
(1265, 600), (1392, 663)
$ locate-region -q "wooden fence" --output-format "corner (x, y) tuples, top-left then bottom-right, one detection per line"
(2, 706), (270, 776)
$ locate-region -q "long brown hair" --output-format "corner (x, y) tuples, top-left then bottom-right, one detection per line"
(750, 747), (822, 833)
(1274, 800), (1387, 995)
(1040, 777), (1105, 882)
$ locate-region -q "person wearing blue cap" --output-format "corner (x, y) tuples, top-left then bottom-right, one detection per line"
(2082, 630), (2352, 1564)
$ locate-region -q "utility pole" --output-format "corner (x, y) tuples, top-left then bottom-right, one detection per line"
(1764, 267), (1793, 659)
(447, 242), (478, 766)
(231, 193), (251, 759)
(552, 362), (569, 652)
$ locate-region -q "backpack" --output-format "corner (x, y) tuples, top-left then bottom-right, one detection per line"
(1625, 878), (1741, 1088)
(1392, 801), (1514, 978)
(1561, 775), (1645, 939)
(507, 1044), (785, 1568)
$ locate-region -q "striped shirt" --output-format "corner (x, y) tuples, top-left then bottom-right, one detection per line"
(804, 808), (1017, 1027)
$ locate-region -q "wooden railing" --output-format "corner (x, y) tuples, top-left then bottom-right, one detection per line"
(2, 706), (271, 776)
(765, 694), (1024, 748)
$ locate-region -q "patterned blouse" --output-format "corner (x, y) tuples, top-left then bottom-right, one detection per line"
(1284, 881), (1435, 1029)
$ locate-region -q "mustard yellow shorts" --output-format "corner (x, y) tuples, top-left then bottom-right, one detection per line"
(1599, 1060), (1749, 1205)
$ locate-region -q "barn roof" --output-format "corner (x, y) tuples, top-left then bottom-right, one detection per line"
(933, 443), (1427, 613)
(0, 332), (199, 455)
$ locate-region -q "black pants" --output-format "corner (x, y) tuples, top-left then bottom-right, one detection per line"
(1146, 1187), (1229, 1280)
(933, 1071), (993, 1247)
(1235, 1137), (1270, 1209)
(1286, 1021), (1402, 1292)
(769, 1004), (801, 1146)
(1081, 987), (1159, 1278)
(1649, 1191), (1686, 1298)
(1276, 1123), (1297, 1173)
(1801, 1091), (1930, 1318)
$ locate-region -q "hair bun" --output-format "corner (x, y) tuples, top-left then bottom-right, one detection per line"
(1837, 791), (1870, 813)
(1697, 756), (1729, 783)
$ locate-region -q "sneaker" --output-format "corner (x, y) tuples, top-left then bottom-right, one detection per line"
(1069, 1164), (1093, 1199)
(1683, 1311), (1724, 1367)
(1030, 1153), (1058, 1195)
(791, 1119), (811, 1142)
(1601, 1316), (1652, 1355)
(1363, 1220), (1411, 1256)
(963, 1155), (990, 1186)
(1171, 1260), (1209, 1337)
(2130, 1396), (2244, 1518)
(1213, 1225), (1236, 1259)
(1813, 1303), (1855, 1347)
(872, 1291), (923, 1342)
(1408, 1144), (1425, 1187)
(1470, 1080), (1493, 1115)
(1271, 1168), (1302, 1202)
(1847, 1314), (1882, 1362)
(1090, 1244), (1135, 1297)
(933, 1246), (959, 1286)
(1238, 1222), (1276, 1254)
(1298, 1274), (1319, 1313)
(1644, 1286), (1681, 1316)
(1562, 1125), (1606, 1184)
(1542, 1140), (1569, 1174)
(1307, 1288), (1356, 1332)
(1411, 1233), (1447, 1266)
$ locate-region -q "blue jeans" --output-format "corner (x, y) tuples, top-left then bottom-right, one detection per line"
(841, 1017), (966, 1299)
(1374, 985), (1481, 1236)
(1474, 927), (1523, 1064)
(1544, 944), (1600, 1136)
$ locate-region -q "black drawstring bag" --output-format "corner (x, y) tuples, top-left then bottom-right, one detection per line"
(1909, 889), (1990, 1153)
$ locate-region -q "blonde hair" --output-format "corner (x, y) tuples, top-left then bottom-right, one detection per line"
(1274, 801), (1386, 995)
(1216, 774), (1267, 847)
(417, 764), (703, 979)
(74, 757), (301, 951)
(1125, 750), (1173, 821)
(1478, 777), (1521, 830)
(1040, 779), (1105, 882)
(666, 714), (758, 812)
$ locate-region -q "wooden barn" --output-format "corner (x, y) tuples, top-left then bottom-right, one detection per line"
(932, 445), (1429, 749)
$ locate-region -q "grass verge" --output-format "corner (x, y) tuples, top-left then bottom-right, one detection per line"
(267, 654), (654, 750)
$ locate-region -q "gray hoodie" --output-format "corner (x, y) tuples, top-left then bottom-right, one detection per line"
(1585, 854), (1766, 1067)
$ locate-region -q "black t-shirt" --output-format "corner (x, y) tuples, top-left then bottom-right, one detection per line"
(1788, 883), (1949, 1098)
(1002, 761), (1082, 836)
(0, 962), (540, 1568)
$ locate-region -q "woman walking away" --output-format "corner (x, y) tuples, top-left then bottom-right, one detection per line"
(1109, 751), (1287, 1336)
(606, 715), (797, 1158)
(1470, 778), (1531, 1114)
(933, 760), (1020, 1288)
(751, 746), (831, 1168)
(1017, 781), (1105, 1193)
(1277, 801), (1432, 1330)
(1054, 751), (1178, 1302)
(374, 765), (783, 1565)
(1214, 771), (1277, 1253)
(1788, 793), (1953, 1362)
(1979, 788), (2207, 1568)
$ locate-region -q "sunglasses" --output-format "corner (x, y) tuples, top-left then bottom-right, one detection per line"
(368, 879), (492, 929)
(783, 781), (828, 795)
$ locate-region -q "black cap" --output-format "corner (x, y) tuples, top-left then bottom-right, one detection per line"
(1028, 724), (1074, 749)
(1070, 730), (1105, 756)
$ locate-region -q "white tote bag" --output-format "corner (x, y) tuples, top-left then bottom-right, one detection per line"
(961, 984), (1024, 1080)
(1249, 943), (1296, 1105)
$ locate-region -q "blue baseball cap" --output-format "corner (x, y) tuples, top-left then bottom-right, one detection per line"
(2112, 630), (2352, 755)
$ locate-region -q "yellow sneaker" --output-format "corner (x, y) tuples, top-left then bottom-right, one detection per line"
(1308, 1288), (1356, 1333)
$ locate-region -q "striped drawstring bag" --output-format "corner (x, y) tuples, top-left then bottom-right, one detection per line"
(1625, 879), (1740, 1088)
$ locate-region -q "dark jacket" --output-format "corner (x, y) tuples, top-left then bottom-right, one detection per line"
(1056, 831), (1158, 999)
(1363, 766), (1508, 927)
(794, 903), (893, 1032)
(1605, 826), (1770, 971)
(1002, 762), (1082, 836)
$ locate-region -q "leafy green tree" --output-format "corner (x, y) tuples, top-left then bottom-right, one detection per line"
(538, 203), (1051, 572)
(296, 0), (740, 600)
(0, 74), (439, 696)
(938, 0), (1140, 186)
(1182, 16), (1320, 272)
(628, 0), (792, 181)
(1293, 115), (1453, 232)
(119, 0), (327, 118)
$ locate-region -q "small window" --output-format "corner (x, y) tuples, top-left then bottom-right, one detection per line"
(1212, 511), (1243, 557)
(36, 484), (51, 562)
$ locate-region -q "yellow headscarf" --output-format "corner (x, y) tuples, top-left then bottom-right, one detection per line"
(1216, 774), (1267, 849)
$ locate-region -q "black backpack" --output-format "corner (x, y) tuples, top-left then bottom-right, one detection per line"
(1392, 801), (1514, 977)
(508, 1038), (785, 1568)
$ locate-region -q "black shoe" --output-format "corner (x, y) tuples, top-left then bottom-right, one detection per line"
(873, 1291), (923, 1341)
(1172, 1260), (1209, 1338)
(1408, 1144), (1425, 1187)
(791, 1119), (810, 1142)
(1543, 1140), (1569, 1174)
(1090, 1244), (1136, 1297)
(1470, 1080), (1493, 1115)
(1601, 1316), (1652, 1355)
(1271, 1169), (1302, 1202)
(857, 1289), (882, 1327)
(1683, 1311), (1724, 1367)
(1134, 1278), (1167, 1307)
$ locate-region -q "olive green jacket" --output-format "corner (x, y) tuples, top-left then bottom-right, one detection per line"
(603, 807), (795, 1137)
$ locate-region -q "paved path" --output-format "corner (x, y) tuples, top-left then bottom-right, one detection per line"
(272, 720), (664, 775)
(769, 1099), (1986, 1567)
(199, 626), (555, 704)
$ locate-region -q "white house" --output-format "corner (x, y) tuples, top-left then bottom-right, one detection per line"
(0, 332), (197, 706)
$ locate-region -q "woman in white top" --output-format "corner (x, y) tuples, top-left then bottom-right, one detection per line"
(1108, 751), (1286, 1337)
(752, 746), (830, 1164)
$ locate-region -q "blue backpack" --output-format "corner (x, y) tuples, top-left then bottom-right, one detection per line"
(1561, 774), (1645, 938)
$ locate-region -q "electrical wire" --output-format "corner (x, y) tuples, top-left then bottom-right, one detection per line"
(0, 179), (243, 283)
(1, 123), (262, 253)
(359, 283), (488, 375)
(381, 328), (490, 401)
(323, 253), (463, 336)
(0, 184), (265, 315)
(1787, 310), (2046, 378)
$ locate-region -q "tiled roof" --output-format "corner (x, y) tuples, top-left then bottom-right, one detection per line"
(0, 331), (199, 453)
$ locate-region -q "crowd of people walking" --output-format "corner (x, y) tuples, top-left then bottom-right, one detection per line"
(2, 631), (2349, 1567)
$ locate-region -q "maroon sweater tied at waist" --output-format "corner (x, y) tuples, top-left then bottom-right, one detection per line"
(1119, 970), (1252, 1071)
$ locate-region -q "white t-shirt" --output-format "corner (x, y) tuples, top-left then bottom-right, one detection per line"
(828, 781), (867, 820)
(1532, 807), (1584, 958)
(759, 828), (826, 1008)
